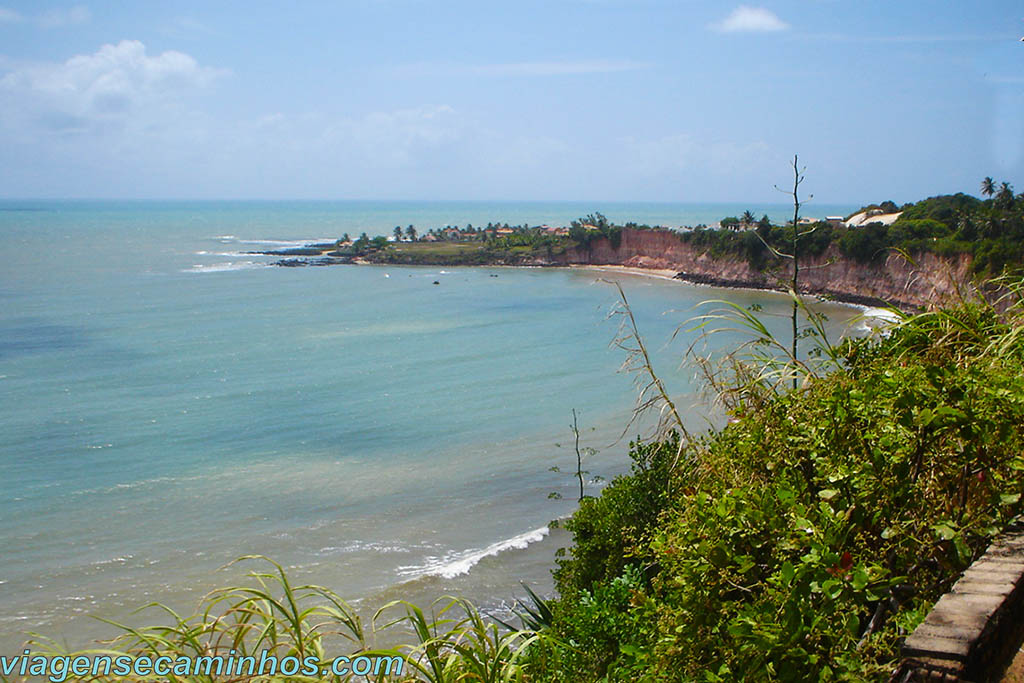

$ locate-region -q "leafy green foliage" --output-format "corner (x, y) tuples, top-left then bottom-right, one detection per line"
(568, 213), (625, 251)
(675, 185), (1024, 277)
(540, 292), (1024, 681)
(553, 437), (677, 597)
(678, 223), (832, 272)
(897, 193), (982, 228)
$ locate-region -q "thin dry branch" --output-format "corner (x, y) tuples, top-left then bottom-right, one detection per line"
(602, 280), (691, 468)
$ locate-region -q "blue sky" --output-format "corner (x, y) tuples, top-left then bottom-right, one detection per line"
(0, 1), (1021, 202)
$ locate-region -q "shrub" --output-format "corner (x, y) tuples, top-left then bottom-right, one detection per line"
(542, 293), (1024, 680)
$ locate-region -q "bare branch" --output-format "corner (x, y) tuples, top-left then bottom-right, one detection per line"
(602, 279), (691, 469)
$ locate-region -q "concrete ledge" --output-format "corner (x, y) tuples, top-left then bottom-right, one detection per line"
(895, 520), (1024, 681)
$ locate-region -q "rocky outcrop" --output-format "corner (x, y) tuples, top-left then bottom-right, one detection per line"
(564, 229), (976, 310)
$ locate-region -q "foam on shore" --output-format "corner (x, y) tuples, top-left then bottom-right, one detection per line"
(396, 526), (550, 579)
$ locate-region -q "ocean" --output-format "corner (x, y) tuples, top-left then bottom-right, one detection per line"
(0, 199), (861, 652)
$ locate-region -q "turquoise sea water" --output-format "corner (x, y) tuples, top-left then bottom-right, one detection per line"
(0, 200), (859, 652)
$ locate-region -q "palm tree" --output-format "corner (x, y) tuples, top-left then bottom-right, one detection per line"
(981, 176), (996, 198)
(996, 181), (1015, 210)
(741, 210), (756, 226)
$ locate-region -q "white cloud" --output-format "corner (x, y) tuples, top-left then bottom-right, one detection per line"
(0, 6), (22, 22)
(0, 40), (228, 133)
(38, 5), (90, 28)
(712, 6), (789, 33)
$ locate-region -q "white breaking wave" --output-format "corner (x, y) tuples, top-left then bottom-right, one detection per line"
(860, 307), (902, 323)
(184, 261), (269, 273)
(396, 526), (549, 579)
(852, 305), (903, 334)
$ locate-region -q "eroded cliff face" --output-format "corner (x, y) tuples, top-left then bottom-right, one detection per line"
(562, 228), (975, 309)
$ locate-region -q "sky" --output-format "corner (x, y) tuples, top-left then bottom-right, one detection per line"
(0, 1), (1021, 203)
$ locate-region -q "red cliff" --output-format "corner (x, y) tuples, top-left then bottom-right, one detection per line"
(561, 228), (975, 309)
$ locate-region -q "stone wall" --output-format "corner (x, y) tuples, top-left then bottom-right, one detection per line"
(894, 520), (1024, 681)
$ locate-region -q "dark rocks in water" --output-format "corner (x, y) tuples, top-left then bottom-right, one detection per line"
(433, 280), (440, 285)
(490, 274), (498, 277)
(274, 256), (352, 267)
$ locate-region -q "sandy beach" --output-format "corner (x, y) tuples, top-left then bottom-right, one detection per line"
(573, 264), (681, 281)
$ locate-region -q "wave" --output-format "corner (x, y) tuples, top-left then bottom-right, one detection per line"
(396, 526), (549, 580)
(88, 555), (133, 568)
(183, 261), (269, 274)
(860, 306), (902, 323)
(851, 305), (902, 334)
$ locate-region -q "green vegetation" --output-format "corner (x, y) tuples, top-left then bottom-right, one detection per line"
(832, 186), (1024, 276)
(683, 180), (1024, 278)
(372, 237), (571, 266)
(568, 213), (624, 250)
(534, 283), (1024, 681)
(325, 212), (649, 265)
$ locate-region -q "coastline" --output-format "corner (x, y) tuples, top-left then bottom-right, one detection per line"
(272, 245), (907, 319)
(571, 264), (902, 323)
(572, 264), (681, 281)
(259, 225), (941, 311)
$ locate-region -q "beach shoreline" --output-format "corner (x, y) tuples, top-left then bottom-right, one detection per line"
(571, 264), (682, 281)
